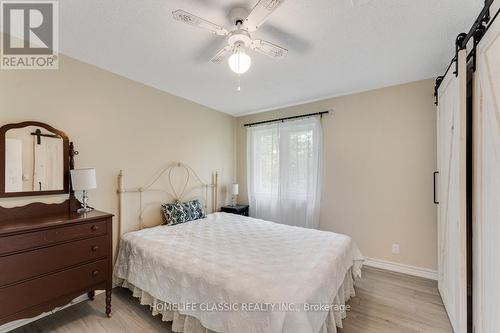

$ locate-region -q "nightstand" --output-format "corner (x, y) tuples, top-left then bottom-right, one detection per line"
(221, 205), (249, 216)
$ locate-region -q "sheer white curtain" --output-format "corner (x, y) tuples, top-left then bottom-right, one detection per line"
(247, 116), (323, 229)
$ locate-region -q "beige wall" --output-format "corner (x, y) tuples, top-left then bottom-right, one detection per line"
(0, 49), (236, 251)
(236, 79), (438, 270)
(0, 31), (437, 270)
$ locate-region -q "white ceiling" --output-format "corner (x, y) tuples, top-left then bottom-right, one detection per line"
(59, 0), (482, 115)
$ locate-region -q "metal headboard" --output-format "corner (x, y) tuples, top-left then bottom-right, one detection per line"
(117, 162), (218, 236)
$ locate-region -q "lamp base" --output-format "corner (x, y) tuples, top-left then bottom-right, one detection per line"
(77, 207), (94, 214)
(77, 190), (93, 214)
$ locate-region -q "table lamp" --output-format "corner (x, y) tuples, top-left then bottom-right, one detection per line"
(71, 168), (97, 214)
(230, 183), (239, 206)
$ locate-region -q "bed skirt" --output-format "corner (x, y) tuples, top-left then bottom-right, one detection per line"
(116, 267), (357, 333)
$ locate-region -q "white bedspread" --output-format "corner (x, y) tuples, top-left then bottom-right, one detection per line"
(114, 212), (363, 333)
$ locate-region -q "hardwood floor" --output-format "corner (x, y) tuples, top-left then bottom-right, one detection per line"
(339, 267), (452, 333)
(10, 267), (452, 333)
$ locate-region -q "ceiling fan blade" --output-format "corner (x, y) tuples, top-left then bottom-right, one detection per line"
(210, 46), (234, 63)
(172, 9), (229, 36)
(251, 40), (288, 59)
(244, 0), (285, 32)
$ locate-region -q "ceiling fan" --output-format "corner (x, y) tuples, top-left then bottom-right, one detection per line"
(172, 0), (288, 76)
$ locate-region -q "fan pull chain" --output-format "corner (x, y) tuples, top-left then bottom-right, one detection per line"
(237, 74), (241, 92)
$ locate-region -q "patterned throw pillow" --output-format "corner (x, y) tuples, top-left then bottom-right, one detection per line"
(161, 199), (206, 226)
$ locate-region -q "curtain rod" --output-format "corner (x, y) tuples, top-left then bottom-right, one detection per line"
(243, 111), (330, 127)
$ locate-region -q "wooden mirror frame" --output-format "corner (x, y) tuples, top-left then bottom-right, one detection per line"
(0, 121), (70, 198)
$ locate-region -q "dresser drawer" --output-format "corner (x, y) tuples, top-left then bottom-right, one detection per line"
(0, 220), (107, 255)
(0, 236), (109, 286)
(0, 259), (108, 320)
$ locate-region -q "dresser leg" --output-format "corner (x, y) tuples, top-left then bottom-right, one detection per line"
(105, 289), (112, 318)
(87, 291), (95, 301)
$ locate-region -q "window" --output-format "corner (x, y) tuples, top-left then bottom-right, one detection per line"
(247, 117), (323, 228)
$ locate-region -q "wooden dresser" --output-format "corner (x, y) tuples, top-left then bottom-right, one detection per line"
(0, 201), (113, 326)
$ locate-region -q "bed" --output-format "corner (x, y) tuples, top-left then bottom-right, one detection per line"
(113, 163), (363, 333)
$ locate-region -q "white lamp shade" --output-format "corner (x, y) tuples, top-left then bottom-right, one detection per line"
(230, 183), (239, 196)
(228, 52), (251, 74)
(71, 168), (97, 191)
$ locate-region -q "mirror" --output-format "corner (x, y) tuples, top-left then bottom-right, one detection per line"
(0, 122), (70, 197)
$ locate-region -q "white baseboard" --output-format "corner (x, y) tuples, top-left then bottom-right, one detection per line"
(363, 257), (438, 281)
(0, 291), (104, 333)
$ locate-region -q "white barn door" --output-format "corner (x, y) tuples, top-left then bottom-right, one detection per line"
(473, 11), (500, 333)
(436, 49), (468, 333)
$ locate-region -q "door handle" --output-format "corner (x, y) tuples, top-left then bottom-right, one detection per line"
(433, 171), (439, 205)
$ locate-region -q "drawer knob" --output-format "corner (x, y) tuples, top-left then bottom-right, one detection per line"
(91, 245), (99, 252)
(92, 270), (99, 277)
(91, 225), (98, 231)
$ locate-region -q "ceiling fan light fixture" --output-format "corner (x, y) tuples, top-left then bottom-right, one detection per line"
(173, 4), (288, 75)
(228, 50), (251, 74)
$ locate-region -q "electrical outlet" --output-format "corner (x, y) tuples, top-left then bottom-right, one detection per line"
(391, 244), (400, 255)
